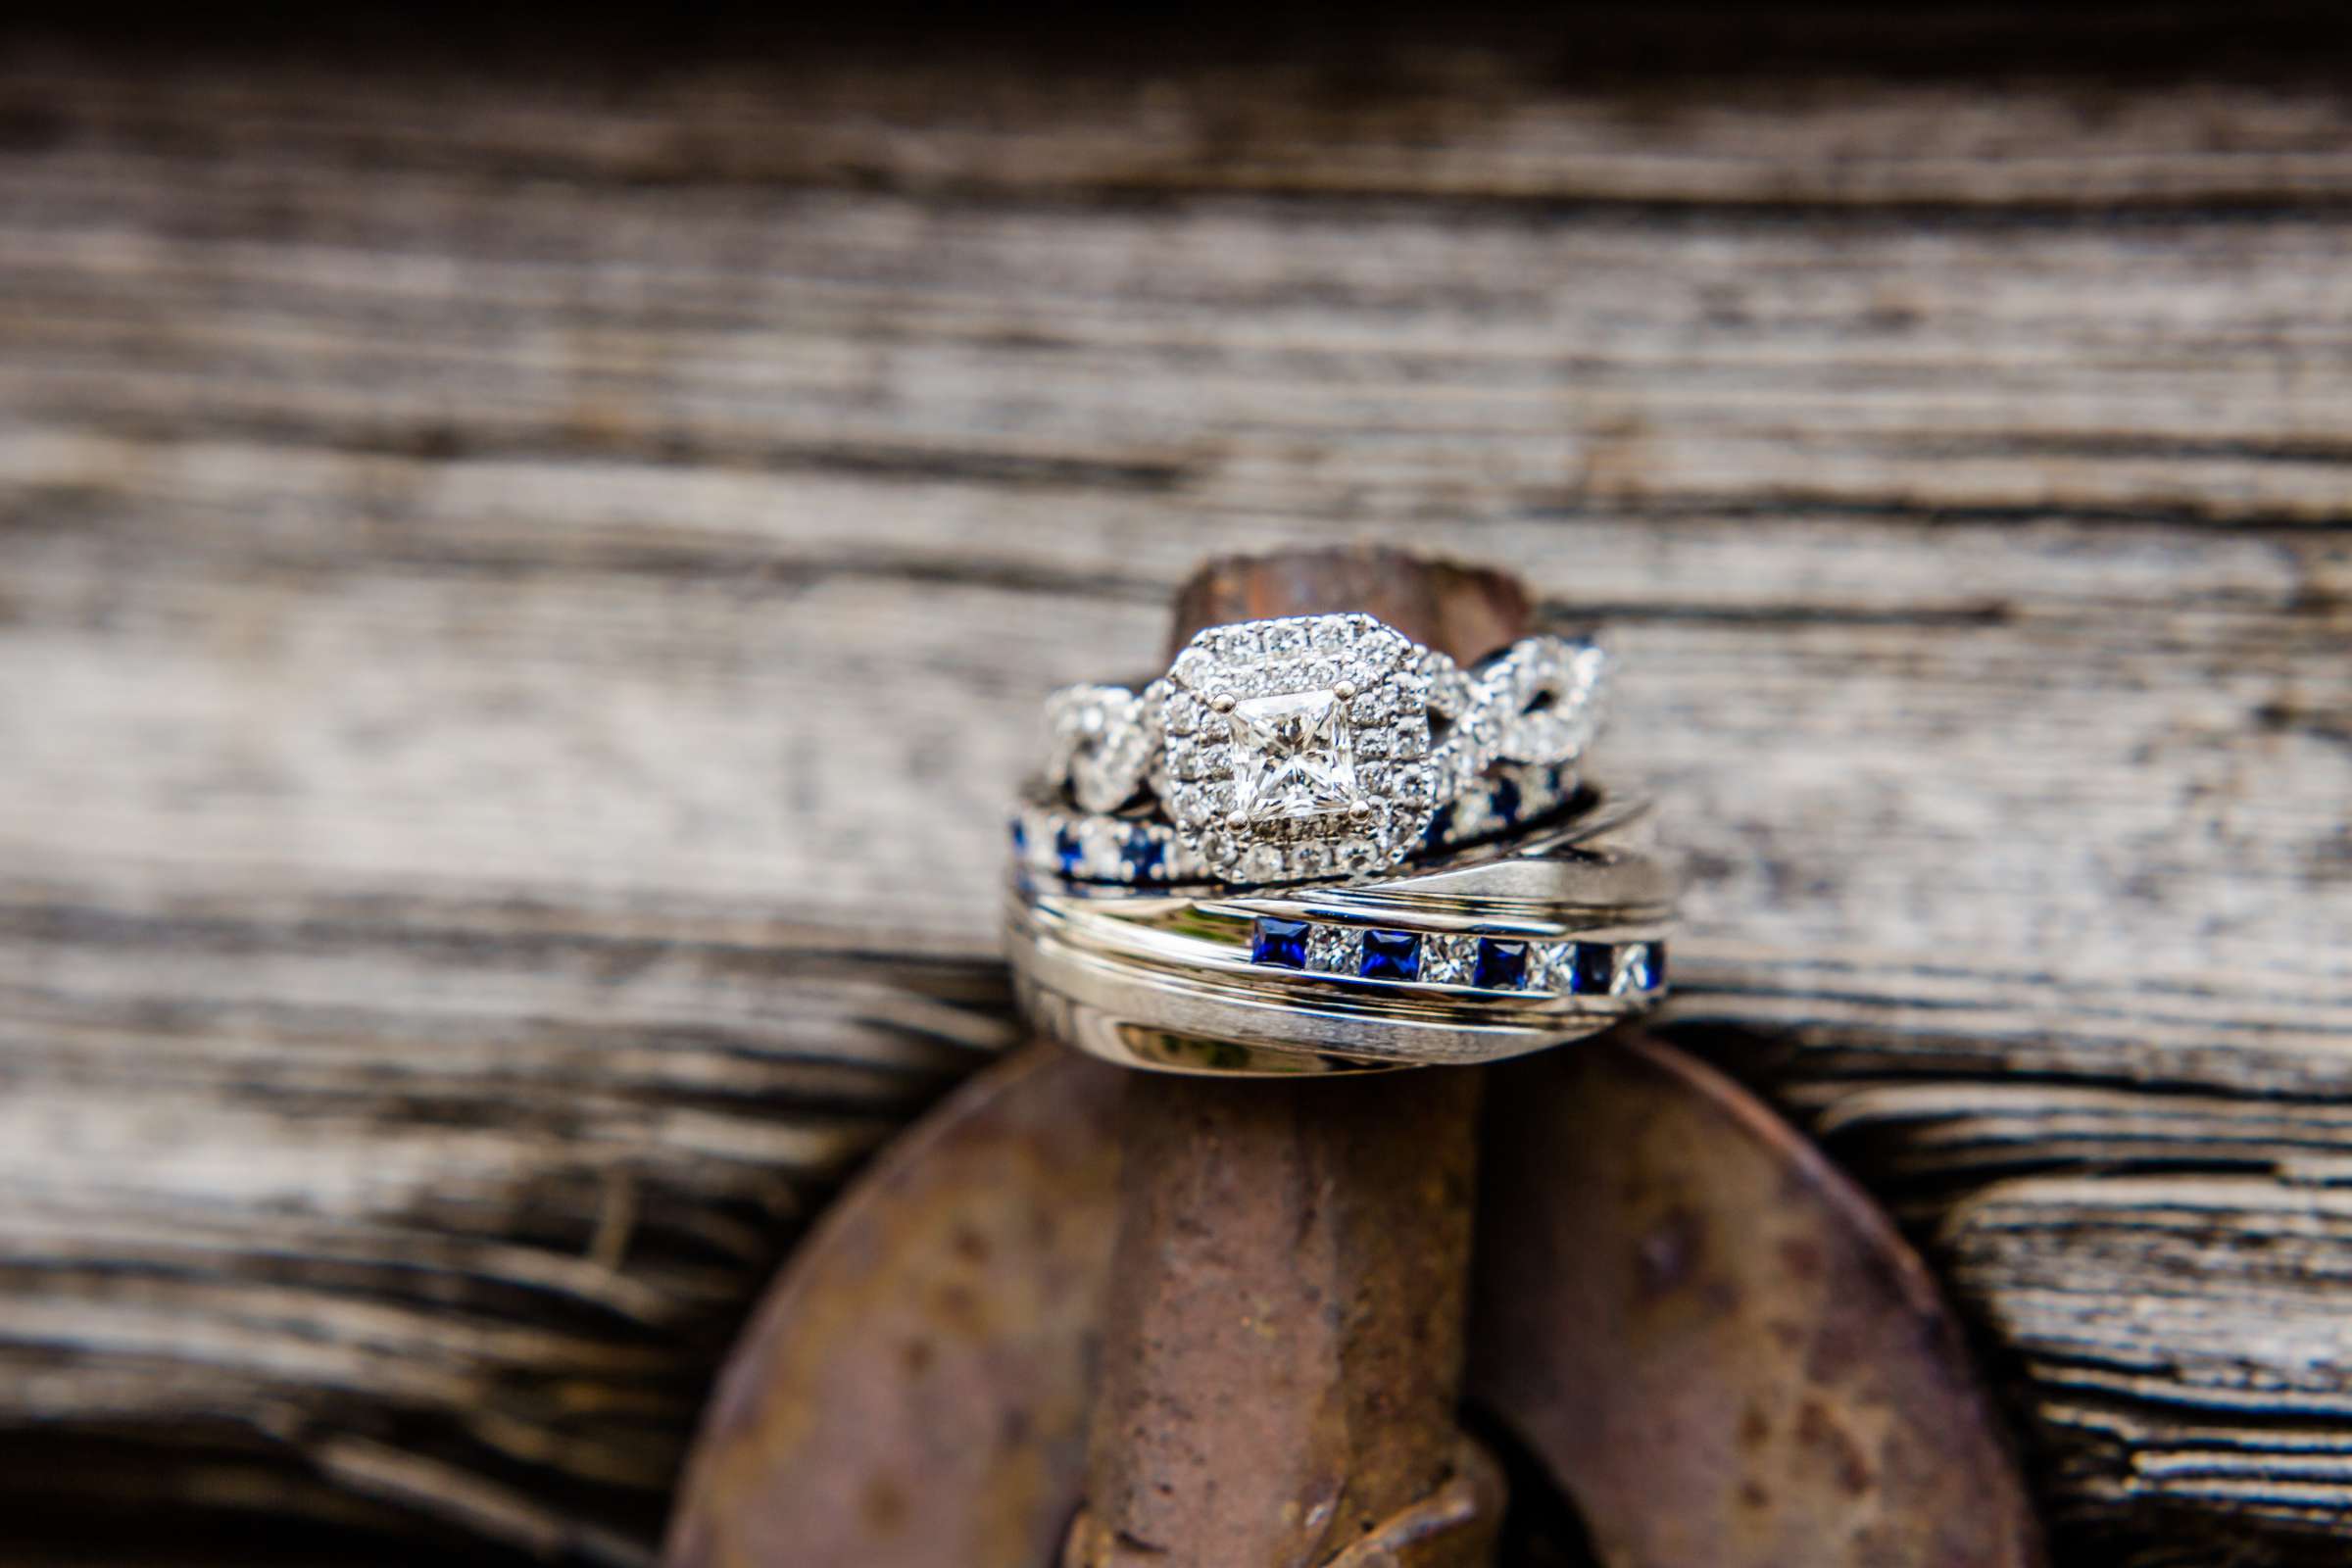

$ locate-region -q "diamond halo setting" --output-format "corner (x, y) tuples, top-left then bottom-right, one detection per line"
(1160, 612), (1433, 880)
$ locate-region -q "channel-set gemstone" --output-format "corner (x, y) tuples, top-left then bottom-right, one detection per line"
(1567, 943), (1614, 995)
(1250, 917), (1311, 969)
(1422, 934), (1479, 985)
(1306, 924), (1365, 974)
(1474, 939), (1530, 990)
(1359, 929), (1422, 981)
(1244, 919), (1665, 1000)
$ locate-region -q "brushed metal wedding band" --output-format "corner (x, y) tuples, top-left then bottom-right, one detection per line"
(1008, 795), (1671, 1075)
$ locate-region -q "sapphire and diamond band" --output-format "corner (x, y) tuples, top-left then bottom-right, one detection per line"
(1040, 613), (1608, 885)
(1005, 800), (1673, 1075)
(1248, 917), (1663, 1000)
(1009, 756), (1588, 889)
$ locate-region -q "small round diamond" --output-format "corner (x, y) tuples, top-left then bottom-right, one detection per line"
(1163, 838), (1207, 881)
(1211, 624), (1263, 661)
(1452, 790), (1496, 839)
(1077, 819), (1125, 878)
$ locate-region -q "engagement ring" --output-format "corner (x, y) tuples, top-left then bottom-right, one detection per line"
(1039, 613), (1608, 885)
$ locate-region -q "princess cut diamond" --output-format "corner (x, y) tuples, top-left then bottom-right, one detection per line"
(1230, 688), (1363, 825)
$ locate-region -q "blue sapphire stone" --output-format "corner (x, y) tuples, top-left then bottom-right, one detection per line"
(1121, 828), (1166, 882)
(1008, 816), (1028, 853)
(1474, 939), (1530, 990)
(1251, 917), (1311, 969)
(1054, 827), (1085, 877)
(1567, 943), (1615, 995)
(1491, 776), (1521, 827)
(1358, 929), (1422, 981)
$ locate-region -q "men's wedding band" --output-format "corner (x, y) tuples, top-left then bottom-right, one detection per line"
(1007, 799), (1670, 1076)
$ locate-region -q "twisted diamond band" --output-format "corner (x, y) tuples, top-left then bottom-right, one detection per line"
(1010, 579), (1671, 1073)
(1011, 759), (1589, 889)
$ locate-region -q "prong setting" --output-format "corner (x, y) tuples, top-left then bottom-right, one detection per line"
(1160, 612), (1427, 881)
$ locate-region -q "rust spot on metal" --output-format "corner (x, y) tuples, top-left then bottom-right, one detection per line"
(860, 1475), (907, 1536)
(1635, 1207), (1705, 1299)
(1795, 1399), (1876, 1500)
(1071, 1067), (1494, 1567)
(1073, 549), (1518, 1568)
(664, 1031), (2042, 1568)
(662, 1047), (1127, 1568)
(1163, 545), (1529, 666)
(1780, 1236), (1827, 1281)
(1469, 1036), (2043, 1568)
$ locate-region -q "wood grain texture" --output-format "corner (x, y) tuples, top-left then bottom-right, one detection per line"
(0, 10), (2349, 1562)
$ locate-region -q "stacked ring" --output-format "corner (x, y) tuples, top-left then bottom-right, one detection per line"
(1008, 758), (1589, 889)
(1006, 602), (1672, 1075)
(1009, 801), (1670, 1075)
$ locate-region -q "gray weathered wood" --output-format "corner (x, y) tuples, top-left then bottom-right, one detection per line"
(1, 16), (2349, 1563)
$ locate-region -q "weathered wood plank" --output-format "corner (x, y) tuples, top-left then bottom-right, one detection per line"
(1, 18), (2350, 1563)
(16, 17), (2352, 209)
